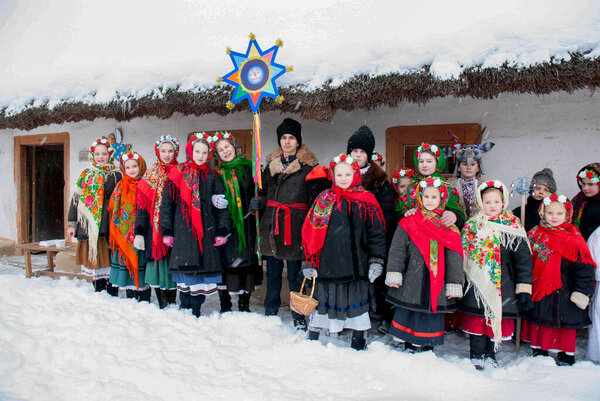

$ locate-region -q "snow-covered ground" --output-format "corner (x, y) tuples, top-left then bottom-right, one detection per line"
(1, 259), (599, 400)
(1, 0), (599, 114)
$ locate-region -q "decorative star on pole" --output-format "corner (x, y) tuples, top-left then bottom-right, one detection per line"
(220, 34), (289, 113)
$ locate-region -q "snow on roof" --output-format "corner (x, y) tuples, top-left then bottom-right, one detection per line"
(0, 0), (599, 117)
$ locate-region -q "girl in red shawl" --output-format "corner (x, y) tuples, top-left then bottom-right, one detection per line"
(521, 193), (596, 366)
(302, 154), (386, 350)
(135, 135), (180, 308)
(385, 177), (464, 352)
(108, 151), (148, 301)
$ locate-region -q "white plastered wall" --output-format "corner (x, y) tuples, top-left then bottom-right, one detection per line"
(0, 88), (598, 240)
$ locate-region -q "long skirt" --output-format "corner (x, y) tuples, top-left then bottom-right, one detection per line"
(77, 238), (111, 280)
(217, 264), (263, 294)
(308, 280), (371, 334)
(109, 249), (147, 290)
(521, 320), (576, 354)
(460, 313), (515, 340)
(588, 280), (600, 362)
(145, 258), (176, 290)
(172, 273), (222, 296)
(389, 307), (445, 346)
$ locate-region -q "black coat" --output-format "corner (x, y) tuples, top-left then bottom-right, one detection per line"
(361, 163), (398, 248)
(257, 145), (319, 261)
(577, 196), (600, 241)
(134, 208), (162, 262)
(512, 195), (543, 232)
(386, 226), (464, 313)
(305, 198), (387, 283)
(458, 240), (533, 319)
(67, 170), (122, 240)
(527, 259), (595, 329)
(218, 164), (258, 269)
(160, 168), (230, 276)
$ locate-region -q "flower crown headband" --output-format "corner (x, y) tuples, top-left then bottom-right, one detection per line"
(578, 169), (600, 184)
(371, 152), (385, 165)
(155, 135), (180, 153)
(392, 168), (415, 184)
(543, 193), (568, 206)
(329, 153), (360, 170)
(189, 132), (216, 149)
(121, 151), (141, 162)
(90, 138), (114, 154)
(415, 142), (441, 159)
(419, 176), (443, 189)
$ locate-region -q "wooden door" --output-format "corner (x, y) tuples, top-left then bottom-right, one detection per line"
(386, 123), (483, 175)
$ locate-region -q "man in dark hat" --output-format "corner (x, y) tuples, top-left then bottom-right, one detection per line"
(250, 117), (319, 330)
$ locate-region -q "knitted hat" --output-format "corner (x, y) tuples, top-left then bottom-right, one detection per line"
(530, 168), (557, 194)
(276, 118), (302, 148)
(347, 125), (375, 161)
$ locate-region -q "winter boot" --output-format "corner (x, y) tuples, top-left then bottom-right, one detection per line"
(190, 294), (206, 318)
(556, 352), (575, 366)
(137, 287), (151, 303)
(106, 282), (119, 297)
(93, 278), (107, 292)
(293, 317), (307, 331)
(470, 334), (487, 370)
(179, 291), (192, 310)
(218, 290), (233, 313)
(165, 289), (177, 305)
(125, 289), (137, 299)
(307, 328), (320, 341)
(351, 330), (367, 351)
(238, 292), (251, 312)
(484, 337), (499, 368)
(532, 348), (549, 357)
(155, 288), (168, 309)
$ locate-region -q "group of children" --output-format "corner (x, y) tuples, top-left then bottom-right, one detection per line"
(66, 121), (600, 369)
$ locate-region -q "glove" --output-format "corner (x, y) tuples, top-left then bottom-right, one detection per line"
(133, 235), (145, 250)
(163, 236), (174, 247)
(213, 236), (228, 246)
(368, 263), (383, 283)
(211, 194), (228, 209)
(249, 197), (263, 211)
(303, 267), (318, 280)
(518, 293), (534, 312)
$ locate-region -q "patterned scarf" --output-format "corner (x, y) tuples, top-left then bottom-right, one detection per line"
(73, 139), (117, 265)
(136, 136), (180, 261)
(462, 181), (529, 348)
(302, 159), (384, 270)
(528, 194), (596, 302)
(573, 163), (600, 226)
(216, 155), (252, 252)
(398, 180), (463, 312)
(109, 151), (147, 289)
(458, 177), (478, 216)
(167, 137), (213, 254)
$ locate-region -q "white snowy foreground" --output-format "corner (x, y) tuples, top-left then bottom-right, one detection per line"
(1, 260), (600, 401)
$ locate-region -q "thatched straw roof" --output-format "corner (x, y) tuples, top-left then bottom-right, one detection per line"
(2, 53), (599, 131)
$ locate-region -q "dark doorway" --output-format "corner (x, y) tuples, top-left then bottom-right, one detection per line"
(23, 144), (65, 242)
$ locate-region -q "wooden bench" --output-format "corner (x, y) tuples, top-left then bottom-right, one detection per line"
(16, 242), (93, 282)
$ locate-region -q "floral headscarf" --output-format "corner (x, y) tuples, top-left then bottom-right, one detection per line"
(573, 163), (600, 226)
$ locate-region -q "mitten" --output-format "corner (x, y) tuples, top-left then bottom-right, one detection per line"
(570, 291), (589, 310)
(211, 194), (228, 209)
(518, 293), (534, 312)
(163, 236), (174, 247)
(213, 236), (228, 246)
(303, 267), (318, 280)
(368, 263), (383, 283)
(133, 235), (145, 250)
(249, 197), (263, 211)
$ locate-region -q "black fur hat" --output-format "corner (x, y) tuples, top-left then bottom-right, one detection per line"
(346, 125), (375, 161)
(276, 118), (302, 148)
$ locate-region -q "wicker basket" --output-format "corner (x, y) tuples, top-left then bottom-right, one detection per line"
(289, 275), (318, 316)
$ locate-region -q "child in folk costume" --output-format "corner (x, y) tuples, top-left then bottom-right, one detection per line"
(385, 177), (464, 352)
(391, 167), (415, 216)
(108, 151), (150, 301)
(446, 142), (494, 219)
(573, 163), (600, 240)
(371, 151), (385, 168)
(512, 168), (556, 232)
(587, 226), (600, 363)
(459, 180), (533, 369)
(403, 143), (466, 229)
(160, 133), (230, 317)
(67, 138), (122, 292)
(521, 194), (596, 366)
(135, 135), (180, 309)
(302, 154), (387, 350)
(213, 131), (263, 313)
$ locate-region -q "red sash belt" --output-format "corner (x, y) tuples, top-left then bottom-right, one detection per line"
(266, 200), (309, 245)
